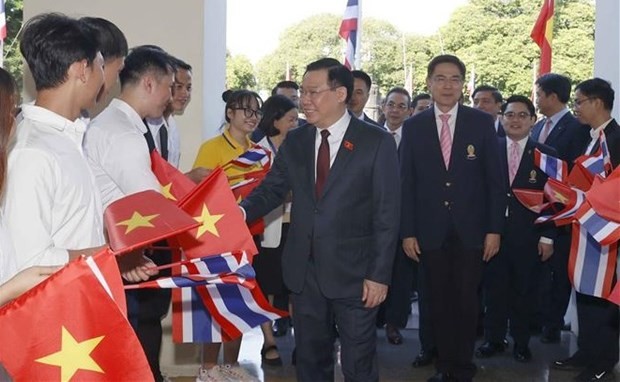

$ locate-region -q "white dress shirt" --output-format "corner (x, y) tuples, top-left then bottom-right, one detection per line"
(385, 124), (403, 148)
(585, 118), (612, 155)
(3, 105), (105, 275)
(85, 99), (160, 209)
(434, 103), (459, 138)
(314, 111), (351, 174)
(145, 115), (181, 168)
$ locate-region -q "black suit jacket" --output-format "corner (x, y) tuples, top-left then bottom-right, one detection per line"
(241, 116), (401, 298)
(400, 105), (506, 251)
(531, 111), (590, 164)
(500, 137), (557, 244)
(585, 118), (620, 167)
(496, 120), (506, 137)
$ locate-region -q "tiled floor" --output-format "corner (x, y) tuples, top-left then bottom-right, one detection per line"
(170, 325), (617, 382)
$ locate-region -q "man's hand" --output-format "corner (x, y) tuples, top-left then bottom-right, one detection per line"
(482, 233), (501, 262)
(185, 167), (212, 184)
(117, 251), (159, 283)
(362, 279), (388, 308)
(402, 237), (421, 262)
(538, 241), (554, 262)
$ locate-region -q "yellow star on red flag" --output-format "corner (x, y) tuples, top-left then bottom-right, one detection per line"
(553, 191), (569, 204)
(161, 183), (177, 201)
(194, 204), (224, 238)
(35, 326), (104, 382)
(116, 211), (159, 234)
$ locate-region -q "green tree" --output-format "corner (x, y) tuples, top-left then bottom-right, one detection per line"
(3, 0), (24, 89)
(226, 53), (256, 89)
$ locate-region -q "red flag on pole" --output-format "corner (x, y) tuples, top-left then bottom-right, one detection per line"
(531, 0), (554, 76)
(0, 251), (153, 382)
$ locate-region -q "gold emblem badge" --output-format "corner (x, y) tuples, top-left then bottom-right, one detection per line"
(466, 144), (476, 160)
(529, 170), (537, 183)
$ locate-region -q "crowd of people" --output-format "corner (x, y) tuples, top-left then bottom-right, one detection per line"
(0, 11), (618, 382)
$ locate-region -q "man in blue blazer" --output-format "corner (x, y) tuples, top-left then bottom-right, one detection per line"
(531, 73), (591, 344)
(476, 95), (557, 363)
(241, 58), (400, 382)
(400, 55), (506, 382)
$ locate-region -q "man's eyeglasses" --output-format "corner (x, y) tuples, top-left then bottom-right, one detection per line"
(386, 102), (409, 111)
(233, 108), (263, 119)
(502, 111), (532, 120)
(573, 97), (596, 107)
(431, 76), (463, 87)
(299, 87), (337, 99)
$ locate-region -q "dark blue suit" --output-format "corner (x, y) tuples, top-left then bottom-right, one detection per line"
(400, 105), (506, 379)
(483, 138), (557, 348)
(531, 110), (590, 336)
(242, 115), (400, 381)
(496, 120), (506, 137)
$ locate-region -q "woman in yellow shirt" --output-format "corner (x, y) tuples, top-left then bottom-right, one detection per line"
(193, 90), (263, 382)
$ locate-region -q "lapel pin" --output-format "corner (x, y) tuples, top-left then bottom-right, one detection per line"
(466, 144), (476, 160)
(529, 170), (537, 183)
(344, 140), (354, 151)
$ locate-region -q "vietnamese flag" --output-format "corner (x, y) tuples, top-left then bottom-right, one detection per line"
(531, 0), (554, 75)
(585, 168), (620, 224)
(231, 168), (269, 236)
(104, 190), (200, 255)
(174, 167), (258, 259)
(0, 251), (152, 382)
(151, 150), (195, 202)
(568, 161), (595, 192)
(512, 188), (549, 214)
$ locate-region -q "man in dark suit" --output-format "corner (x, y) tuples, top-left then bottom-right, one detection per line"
(552, 78), (619, 382)
(472, 85), (505, 137)
(531, 73), (591, 344)
(400, 54), (505, 382)
(241, 58), (400, 382)
(348, 70), (381, 126)
(475, 95), (557, 363)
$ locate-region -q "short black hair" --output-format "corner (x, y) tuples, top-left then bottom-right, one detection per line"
(257, 94), (297, 137)
(501, 95), (536, 117)
(224, 90), (263, 123)
(473, 85), (503, 103)
(271, 81), (299, 96)
(172, 57), (192, 72)
(575, 78), (615, 111)
(79, 17), (128, 61)
(351, 70), (372, 91)
(411, 93), (431, 109)
(304, 58), (353, 103)
(385, 87), (411, 105)
(119, 45), (174, 88)
(20, 13), (99, 91)
(427, 54), (466, 79)
(535, 73), (572, 104)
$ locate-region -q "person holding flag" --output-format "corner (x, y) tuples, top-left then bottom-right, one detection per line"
(192, 89), (264, 382)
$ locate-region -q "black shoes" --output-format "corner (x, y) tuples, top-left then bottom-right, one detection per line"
(475, 341), (507, 358)
(552, 356), (587, 371)
(412, 349), (437, 368)
(512, 344), (532, 363)
(386, 324), (403, 345)
(540, 326), (561, 343)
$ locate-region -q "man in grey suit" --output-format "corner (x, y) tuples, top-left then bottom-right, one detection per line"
(241, 58), (400, 382)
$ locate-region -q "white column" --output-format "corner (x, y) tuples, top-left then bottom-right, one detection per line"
(202, 0), (227, 141)
(594, 0), (620, 119)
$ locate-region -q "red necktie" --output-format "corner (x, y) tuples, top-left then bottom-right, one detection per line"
(315, 129), (330, 198)
(439, 114), (452, 169)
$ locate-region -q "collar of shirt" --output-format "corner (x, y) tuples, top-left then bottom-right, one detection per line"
(223, 126), (252, 149)
(546, 107), (570, 129)
(494, 118), (501, 132)
(109, 98), (148, 134)
(315, 111), (351, 167)
(506, 136), (528, 152)
(433, 102), (459, 138)
(590, 118), (612, 139)
(351, 110), (364, 120)
(21, 104), (88, 150)
(384, 124), (403, 136)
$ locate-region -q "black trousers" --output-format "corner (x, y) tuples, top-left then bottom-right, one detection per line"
(574, 292), (619, 371)
(539, 232), (572, 330)
(422, 228), (483, 380)
(483, 240), (540, 346)
(383, 247), (414, 328)
(128, 246), (171, 382)
(417, 262), (436, 353)
(292, 260), (379, 382)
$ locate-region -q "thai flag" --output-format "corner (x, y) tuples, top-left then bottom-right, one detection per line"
(536, 179), (585, 225)
(172, 251), (287, 343)
(226, 146), (270, 170)
(339, 0), (359, 69)
(534, 148), (567, 182)
(575, 202), (620, 246)
(574, 132), (612, 178)
(0, 1), (6, 41)
(568, 222), (617, 298)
